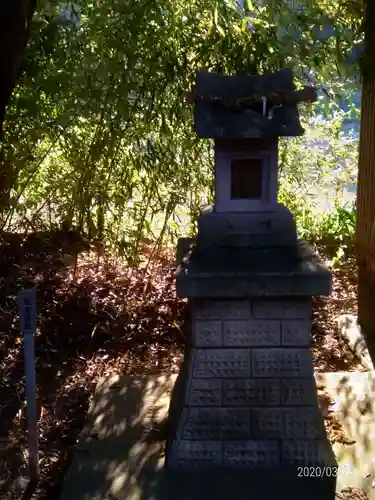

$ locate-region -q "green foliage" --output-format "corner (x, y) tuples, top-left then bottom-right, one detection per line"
(279, 188), (357, 267)
(278, 102), (358, 266)
(0, 0), (363, 263)
(319, 201), (356, 244)
(312, 201), (356, 266)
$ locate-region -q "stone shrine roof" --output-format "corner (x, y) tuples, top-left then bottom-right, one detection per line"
(192, 68), (315, 139)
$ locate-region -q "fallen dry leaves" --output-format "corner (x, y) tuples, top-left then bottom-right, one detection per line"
(0, 232), (365, 499)
(312, 263), (362, 372)
(337, 486), (369, 500)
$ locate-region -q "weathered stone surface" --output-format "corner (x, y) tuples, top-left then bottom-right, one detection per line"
(252, 408), (325, 439)
(186, 379), (222, 406)
(197, 204), (297, 247)
(281, 378), (318, 406)
(281, 320), (311, 346)
(251, 409), (283, 438)
(176, 273), (331, 298)
(223, 379), (281, 406)
(223, 320), (280, 346)
(193, 300), (251, 320)
(223, 441), (280, 468)
(282, 440), (337, 467)
(220, 409), (251, 439)
(176, 241), (332, 298)
(169, 441), (222, 468)
(169, 204), (333, 474)
(284, 408), (325, 438)
(252, 348), (312, 377)
(253, 300), (311, 319)
(170, 439), (284, 469)
(180, 408), (251, 440)
(180, 408), (222, 440)
(194, 321), (223, 347)
(192, 349), (251, 378)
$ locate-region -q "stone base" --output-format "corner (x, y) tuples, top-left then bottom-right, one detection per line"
(57, 374), (342, 500)
(165, 299), (336, 473)
(158, 469), (336, 499)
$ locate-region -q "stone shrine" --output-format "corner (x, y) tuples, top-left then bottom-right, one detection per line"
(165, 69), (337, 480)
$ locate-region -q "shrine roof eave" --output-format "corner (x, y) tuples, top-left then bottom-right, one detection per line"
(193, 68), (308, 139)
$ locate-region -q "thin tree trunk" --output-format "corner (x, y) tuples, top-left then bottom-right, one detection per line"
(356, 0), (375, 336)
(0, 0), (36, 219)
(0, 0), (36, 136)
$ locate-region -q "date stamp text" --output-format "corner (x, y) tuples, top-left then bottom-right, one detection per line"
(297, 465), (352, 478)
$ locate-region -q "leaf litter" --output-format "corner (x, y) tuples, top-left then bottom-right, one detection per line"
(0, 232), (366, 499)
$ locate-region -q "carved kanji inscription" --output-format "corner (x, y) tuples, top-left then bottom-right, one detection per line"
(223, 379), (281, 406)
(252, 348), (312, 377)
(224, 441), (280, 467)
(281, 378), (317, 405)
(281, 320), (311, 346)
(194, 320), (223, 347)
(223, 320), (280, 346)
(169, 441), (223, 468)
(194, 301), (251, 320)
(187, 379), (222, 406)
(193, 349), (251, 378)
(253, 300), (311, 319)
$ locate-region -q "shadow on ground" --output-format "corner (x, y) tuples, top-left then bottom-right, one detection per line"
(59, 374), (338, 500)
(60, 371), (375, 500)
(0, 230), (183, 499)
(59, 374), (171, 500)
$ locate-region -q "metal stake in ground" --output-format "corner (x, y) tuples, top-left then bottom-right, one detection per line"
(18, 289), (39, 482)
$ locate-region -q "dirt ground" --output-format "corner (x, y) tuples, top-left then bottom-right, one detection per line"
(0, 231), (366, 499)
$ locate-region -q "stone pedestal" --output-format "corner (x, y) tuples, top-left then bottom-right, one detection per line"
(166, 205), (337, 474)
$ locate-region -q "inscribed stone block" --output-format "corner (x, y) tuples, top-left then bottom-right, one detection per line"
(223, 441), (280, 468)
(223, 320), (280, 346)
(193, 349), (251, 378)
(282, 320), (311, 346)
(282, 440), (336, 466)
(220, 408), (251, 439)
(281, 378), (317, 406)
(251, 408), (283, 438)
(186, 379), (222, 406)
(170, 441), (223, 468)
(180, 408), (251, 440)
(223, 379), (281, 406)
(284, 408), (325, 438)
(252, 408), (324, 439)
(180, 408), (222, 440)
(252, 348), (312, 377)
(253, 300), (311, 319)
(193, 301), (251, 320)
(194, 320), (223, 347)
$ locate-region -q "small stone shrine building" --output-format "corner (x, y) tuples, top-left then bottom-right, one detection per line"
(164, 68), (337, 484)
